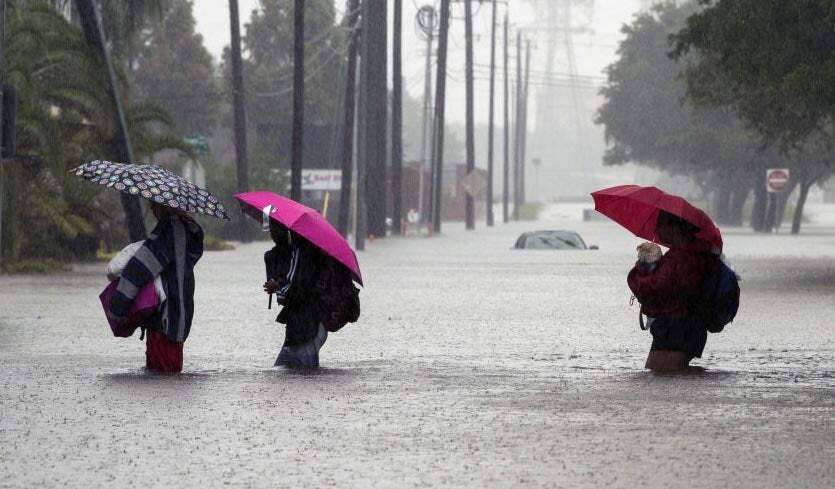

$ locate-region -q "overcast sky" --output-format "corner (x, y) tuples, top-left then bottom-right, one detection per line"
(193, 1), (649, 126)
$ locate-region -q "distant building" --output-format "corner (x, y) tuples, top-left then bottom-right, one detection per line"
(399, 161), (487, 223)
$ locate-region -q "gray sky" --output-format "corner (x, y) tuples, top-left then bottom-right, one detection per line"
(193, 1), (648, 126)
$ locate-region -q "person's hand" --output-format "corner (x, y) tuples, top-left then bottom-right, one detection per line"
(263, 279), (281, 294)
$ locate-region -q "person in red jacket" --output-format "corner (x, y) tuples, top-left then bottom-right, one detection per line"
(628, 211), (709, 372)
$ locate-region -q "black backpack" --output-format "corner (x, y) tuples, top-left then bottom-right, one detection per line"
(315, 259), (361, 332)
(691, 254), (740, 333)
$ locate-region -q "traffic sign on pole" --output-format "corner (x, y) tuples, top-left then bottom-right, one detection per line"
(766, 168), (790, 193)
(462, 170), (487, 198)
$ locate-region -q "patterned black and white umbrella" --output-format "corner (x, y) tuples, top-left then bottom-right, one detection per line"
(71, 160), (230, 220)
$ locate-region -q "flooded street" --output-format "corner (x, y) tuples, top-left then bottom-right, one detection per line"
(1, 205), (833, 488)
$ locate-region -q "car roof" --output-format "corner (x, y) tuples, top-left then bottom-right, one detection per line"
(524, 230), (581, 236)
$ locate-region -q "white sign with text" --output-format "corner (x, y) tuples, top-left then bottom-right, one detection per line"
(301, 170), (342, 191)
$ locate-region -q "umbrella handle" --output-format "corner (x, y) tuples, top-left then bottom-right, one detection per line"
(268, 292), (273, 310)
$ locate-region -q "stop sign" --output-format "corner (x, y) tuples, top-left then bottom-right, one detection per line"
(766, 168), (790, 193)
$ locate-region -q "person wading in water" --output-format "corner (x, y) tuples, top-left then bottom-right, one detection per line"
(628, 211), (710, 372)
(109, 202), (204, 373)
(263, 220), (329, 368)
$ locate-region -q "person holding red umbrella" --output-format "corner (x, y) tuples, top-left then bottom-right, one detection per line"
(627, 211), (710, 371)
(593, 185), (738, 372)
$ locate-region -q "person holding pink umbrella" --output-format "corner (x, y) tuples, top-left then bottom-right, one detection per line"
(236, 191), (362, 368)
(263, 219), (330, 367)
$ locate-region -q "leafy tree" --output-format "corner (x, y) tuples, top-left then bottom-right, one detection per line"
(48, 1), (164, 60)
(1, 0), (184, 267)
(237, 0), (344, 126)
(97, 0), (164, 59)
(671, 0), (835, 233)
(217, 0), (346, 176)
(131, 0), (222, 137)
(672, 0), (835, 149)
(595, 2), (761, 225)
(400, 89), (464, 166)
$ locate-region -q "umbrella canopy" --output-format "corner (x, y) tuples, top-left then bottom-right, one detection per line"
(592, 185), (723, 253)
(71, 160), (230, 220)
(235, 191), (363, 285)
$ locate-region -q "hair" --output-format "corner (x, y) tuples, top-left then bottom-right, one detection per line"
(269, 219), (293, 249)
(657, 210), (699, 242)
(151, 202), (189, 221)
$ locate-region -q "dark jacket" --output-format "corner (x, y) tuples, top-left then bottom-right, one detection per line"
(627, 248), (707, 318)
(265, 237), (323, 327)
(110, 214), (204, 342)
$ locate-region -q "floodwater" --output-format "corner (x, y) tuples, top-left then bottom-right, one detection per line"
(1, 204), (833, 488)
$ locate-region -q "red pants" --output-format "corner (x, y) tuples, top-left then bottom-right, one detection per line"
(145, 329), (184, 373)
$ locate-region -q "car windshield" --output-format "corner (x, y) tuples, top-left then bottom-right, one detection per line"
(524, 232), (585, 250)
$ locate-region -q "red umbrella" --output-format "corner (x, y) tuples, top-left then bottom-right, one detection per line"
(591, 185), (723, 253)
(235, 191), (362, 285)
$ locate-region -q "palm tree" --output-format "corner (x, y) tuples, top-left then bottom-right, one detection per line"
(48, 0), (164, 60)
(1, 0), (185, 264)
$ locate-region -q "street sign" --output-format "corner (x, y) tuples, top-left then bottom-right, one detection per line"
(301, 169), (342, 191)
(461, 170), (487, 197)
(766, 168), (790, 193)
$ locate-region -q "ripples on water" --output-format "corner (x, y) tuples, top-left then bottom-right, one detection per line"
(1, 216), (834, 487)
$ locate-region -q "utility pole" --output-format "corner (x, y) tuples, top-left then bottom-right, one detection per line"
(512, 29), (522, 221)
(337, 0), (360, 237)
(357, 0), (388, 247)
(431, 0), (451, 234)
(502, 13), (510, 223)
(75, 0), (145, 242)
(228, 0), (250, 241)
(290, 0), (305, 202)
(363, 0), (387, 239)
(464, 0), (475, 230)
(391, 0), (403, 235)
(417, 5), (436, 227)
(486, 0), (497, 227)
(356, 0), (369, 252)
(520, 39), (531, 206)
(0, 0), (5, 268)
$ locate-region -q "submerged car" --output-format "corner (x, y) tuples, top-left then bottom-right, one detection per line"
(513, 230), (598, 250)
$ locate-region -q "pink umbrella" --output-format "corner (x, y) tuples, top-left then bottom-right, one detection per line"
(235, 191), (363, 285)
